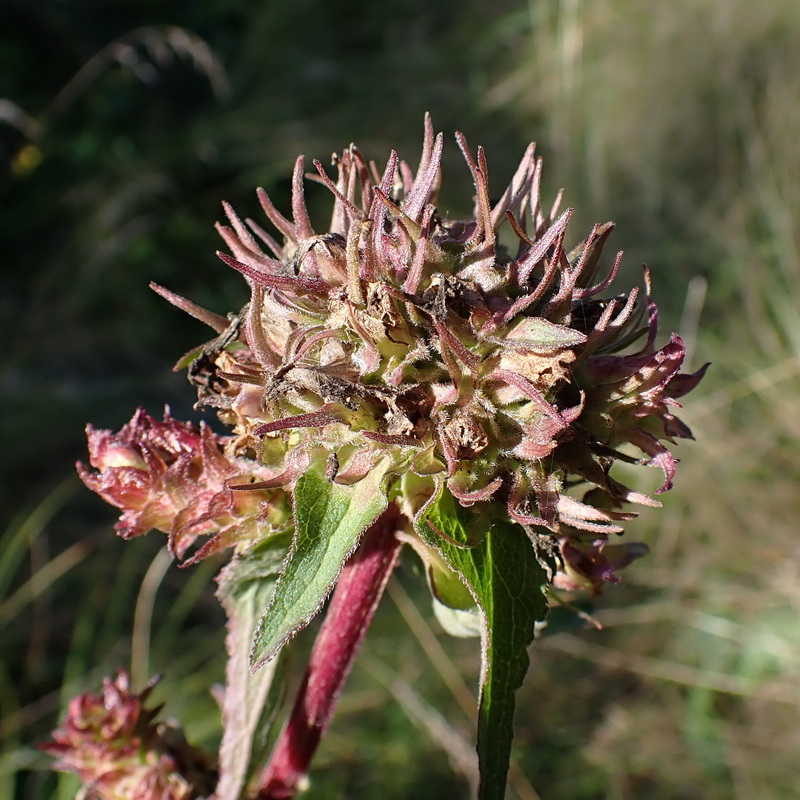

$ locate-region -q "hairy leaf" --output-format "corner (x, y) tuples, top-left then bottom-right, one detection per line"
(416, 486), (550, 800)
(506, 316), (587, 349)
(215, 534), (291, 800)
(250, 460), (389, 669)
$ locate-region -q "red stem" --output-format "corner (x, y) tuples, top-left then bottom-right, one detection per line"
(257, 502), (402, 799)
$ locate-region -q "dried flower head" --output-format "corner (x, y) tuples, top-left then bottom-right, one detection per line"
(146, 115), (705, 589)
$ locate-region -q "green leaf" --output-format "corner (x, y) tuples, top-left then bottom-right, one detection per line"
(250, 459), (389, 670)
(506, 316), (587, 349)
(416, 486), (551, 800)
(173, 344), (204, 370)
(215, 533), (291, 800)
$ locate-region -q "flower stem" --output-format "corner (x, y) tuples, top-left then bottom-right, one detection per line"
(257, 502), (402, 799)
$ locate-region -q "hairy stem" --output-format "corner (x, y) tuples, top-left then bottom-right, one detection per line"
(257, 502), (402, 799)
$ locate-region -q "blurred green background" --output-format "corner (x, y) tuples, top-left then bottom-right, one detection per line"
(3, 1), (799, 798)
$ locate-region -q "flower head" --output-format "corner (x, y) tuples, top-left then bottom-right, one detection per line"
(41, 672), (214, 800)
(153, 116), (704, 588)
(86, 116), (705, 590)
(78, 408), (289, 563)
